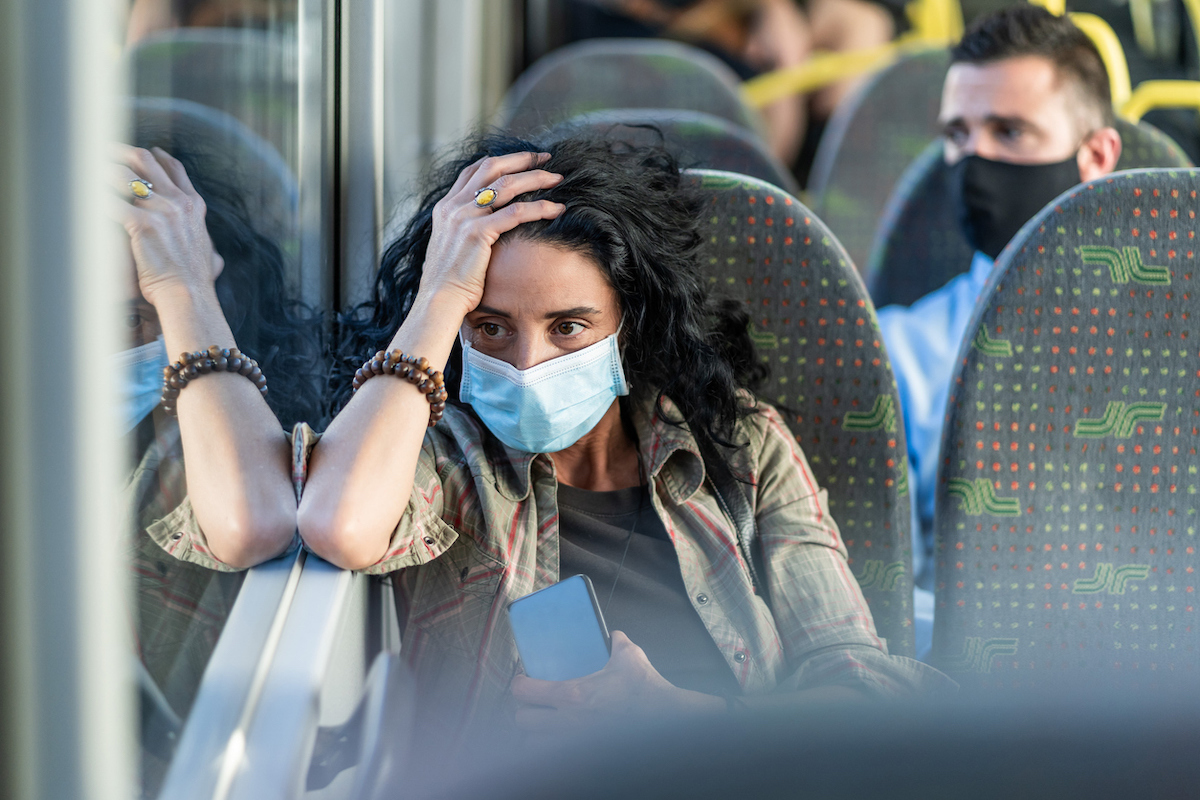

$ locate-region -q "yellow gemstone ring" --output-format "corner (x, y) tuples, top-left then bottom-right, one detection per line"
(129, 178), (154, 200)
(473, 187), (498, 209)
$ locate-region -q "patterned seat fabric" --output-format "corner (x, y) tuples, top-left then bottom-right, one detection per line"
(499, 39), (764, 138)
(932, 168), (1200, 687)
(687, 169), (915, 656)
(553, 109), (799, 194)
(128, 28), (298, 174)
(809, 49), (950, 275)
(868, 119), (1193, 309)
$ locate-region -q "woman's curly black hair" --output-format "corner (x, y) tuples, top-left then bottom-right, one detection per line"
(334, 131), (766, 453)
(135, 109), (325, 430)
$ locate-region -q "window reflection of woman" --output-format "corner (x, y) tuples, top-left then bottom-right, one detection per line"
(118, 128), (320, 788)
(300, 134), (948, 750)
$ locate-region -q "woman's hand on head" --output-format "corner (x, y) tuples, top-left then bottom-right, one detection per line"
(510, 631), (725, 734)
(419, 151), (566, 318)
(112, 145), (224, 309)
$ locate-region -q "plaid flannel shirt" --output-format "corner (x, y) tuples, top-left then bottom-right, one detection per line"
(359, 395), (950, 741)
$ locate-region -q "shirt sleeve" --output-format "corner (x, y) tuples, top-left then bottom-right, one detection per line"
(357, 427), (462, 575)
(750, 405), (955, 698)
(143, 422), (312, 572)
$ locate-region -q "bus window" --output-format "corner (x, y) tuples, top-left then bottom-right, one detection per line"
(119, 2), (323, 796)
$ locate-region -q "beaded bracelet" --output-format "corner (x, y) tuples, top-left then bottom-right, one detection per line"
(352, 349), (448, 426)
(160, 345), (267, 416)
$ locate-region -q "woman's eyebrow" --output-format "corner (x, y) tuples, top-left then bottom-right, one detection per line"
(473, 304), (512, 318)
(544, 306), (602, 319)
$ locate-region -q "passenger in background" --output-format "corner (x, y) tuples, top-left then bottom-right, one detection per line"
(299, 135), (950, 752)
(875, 6), (1122, 658)
(564, 0), (897, 182)
(118, 131), (320, 779)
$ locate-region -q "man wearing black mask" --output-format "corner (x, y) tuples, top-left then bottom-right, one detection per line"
(877, 6), (1122, 659)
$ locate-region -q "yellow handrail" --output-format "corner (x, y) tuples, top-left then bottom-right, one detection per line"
(742, 39), (929, 108)
(1121, 79), (1200, 120)
(1180, 0), (1200, 67)
(1128, 0), (1158, 57)
(905, 0), (964, 44)
(1068, 12), (1133, 109)
(1028, 0), (1066, 17)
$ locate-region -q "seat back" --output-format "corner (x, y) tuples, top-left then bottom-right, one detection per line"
(552, 108), (798, 193)
(687, 169), (915, 656)
(130, 97), (299, 263)
(867, 119), (1192, 309)
(931, 167), (1200, 686)
(128, 27), (298, 172)
(809, 49), (950, 275)
(499, 39), (763, 137)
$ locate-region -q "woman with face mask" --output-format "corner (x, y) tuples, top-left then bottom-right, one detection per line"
(299, 134), (949, 750)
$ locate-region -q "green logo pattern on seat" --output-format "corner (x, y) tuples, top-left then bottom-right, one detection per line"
(1072, 563), (1151, 595)
(943, 637), (1019, 673)
(896, 456), (909, 497)
(972, 326), (1012, 357)
(748, 322), (778, 349)
(1073, 401), (1167, 438)
(947, 478), (1021, 516)
(853, 559), (905, 591)
(1079, 245), (1171, 285)
(842, 395), (897, 432)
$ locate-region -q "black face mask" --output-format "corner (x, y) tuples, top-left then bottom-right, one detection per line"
(949, 154), (1082, 259)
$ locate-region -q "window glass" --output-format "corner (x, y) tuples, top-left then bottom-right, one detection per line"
(120, 2), (319, 796)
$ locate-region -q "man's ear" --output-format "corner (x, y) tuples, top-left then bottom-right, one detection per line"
(1077, 126), (1122, 183)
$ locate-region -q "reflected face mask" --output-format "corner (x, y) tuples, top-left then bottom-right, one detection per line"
(115, 336), (168, 434)
(459, 331), (630, 454)
(949, 153), (1082, 259)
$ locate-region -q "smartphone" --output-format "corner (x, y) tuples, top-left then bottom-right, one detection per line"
(506, 574), (612, 681)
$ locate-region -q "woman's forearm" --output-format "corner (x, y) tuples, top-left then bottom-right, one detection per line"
(155, 284), (294, 568)
(297, 292), (465, 570)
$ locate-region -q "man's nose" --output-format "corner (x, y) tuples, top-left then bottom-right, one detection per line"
(960, 130), (1001, 161)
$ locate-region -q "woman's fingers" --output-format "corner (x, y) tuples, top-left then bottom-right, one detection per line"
(462, 151), (552, 195)
(149, 147), (198, 197)
(481, 199), (566, 235)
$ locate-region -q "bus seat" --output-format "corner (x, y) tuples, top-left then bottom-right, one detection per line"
(687, 169), (916, 656)
(131, 97), (300, 265)
(867, 118), (1192, 310)
(552, 108), (799, 194)
(498, 39), (764, 139)
(930, 167), (1200, 686)
(808, 49), (950, 277)
(127, 27), (298, 173)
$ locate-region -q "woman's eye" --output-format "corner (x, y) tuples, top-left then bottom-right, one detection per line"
(555, 321), (584, 336)
(479, 322), (503, 337)
(126, 313), (143, 329)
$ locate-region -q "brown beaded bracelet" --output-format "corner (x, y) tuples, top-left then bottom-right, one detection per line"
(160, 345), (268, 416)
(352, 349), (448, 426)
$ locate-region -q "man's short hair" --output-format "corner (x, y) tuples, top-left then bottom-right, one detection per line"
(951, 6), (1114, 129)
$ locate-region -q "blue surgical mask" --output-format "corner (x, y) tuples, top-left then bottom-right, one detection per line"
(459, 331), (630, 453)
(115, 336), (168, 434)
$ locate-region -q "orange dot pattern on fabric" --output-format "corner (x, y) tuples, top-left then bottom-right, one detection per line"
(933, 169), (1200, 688)
(688, 169), (915, 657)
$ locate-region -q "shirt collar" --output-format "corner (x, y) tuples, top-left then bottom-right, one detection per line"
(480, 393), (707, 504)
(969, 250), (996, 285)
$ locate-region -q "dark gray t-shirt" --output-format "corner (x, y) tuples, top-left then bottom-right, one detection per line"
(556, 482), (740, 697)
